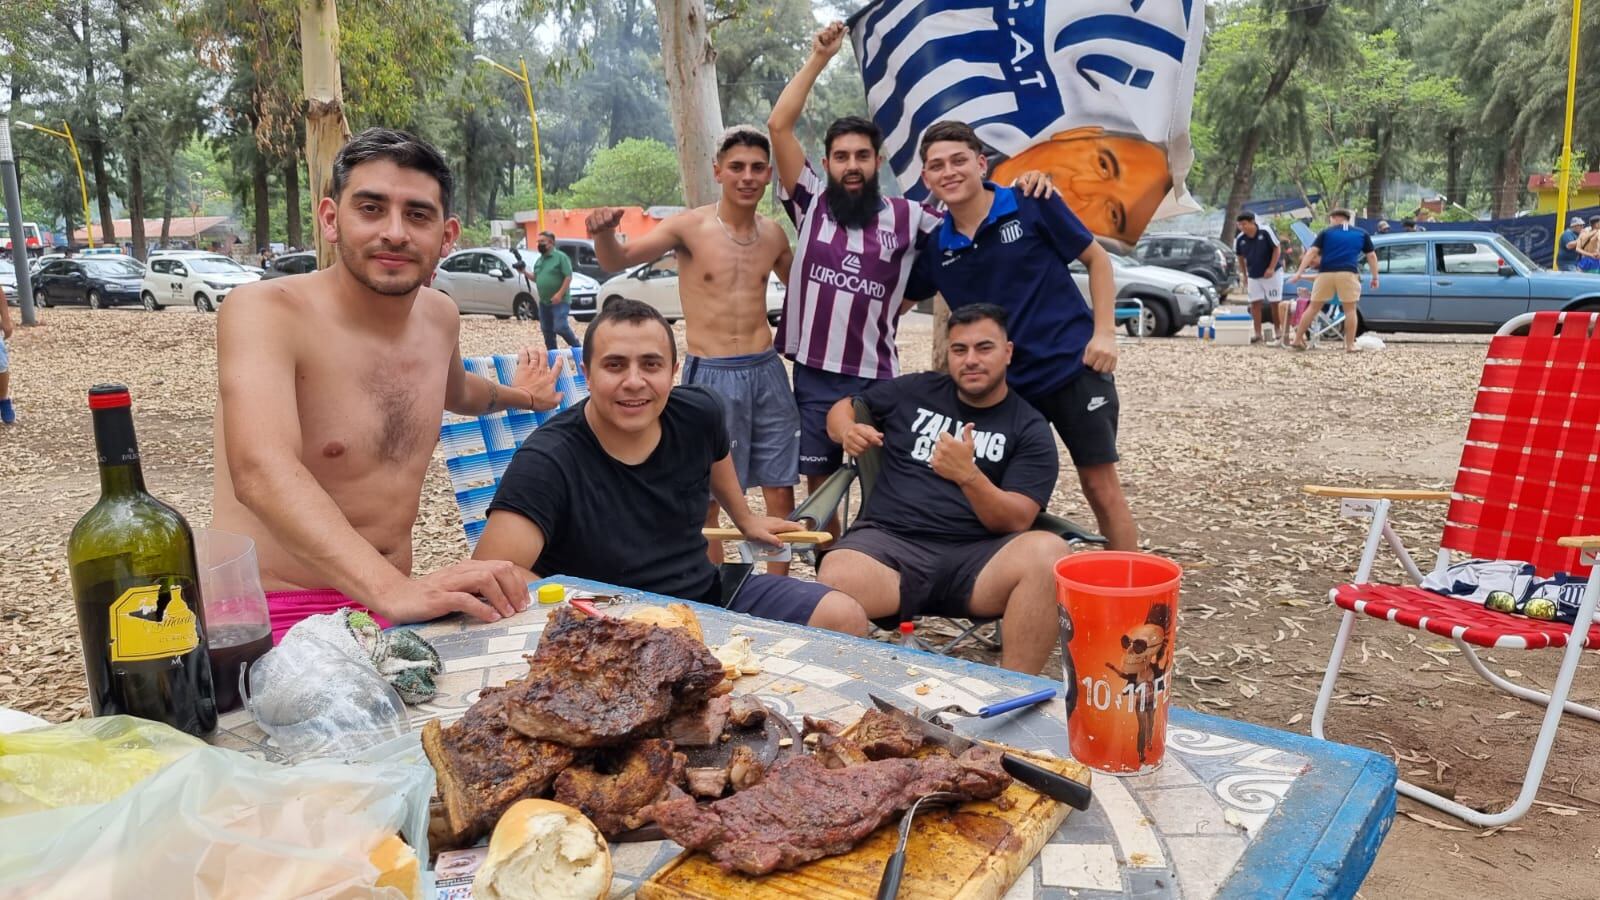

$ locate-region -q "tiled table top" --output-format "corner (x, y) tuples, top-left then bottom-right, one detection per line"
(215, 578), (1396, 899)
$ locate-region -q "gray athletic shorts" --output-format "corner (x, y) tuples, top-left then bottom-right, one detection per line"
(0, 335), (8, 373)
(681, 348), (800, 489)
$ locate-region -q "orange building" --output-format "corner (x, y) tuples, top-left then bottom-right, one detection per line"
(516, 206), (681, 246)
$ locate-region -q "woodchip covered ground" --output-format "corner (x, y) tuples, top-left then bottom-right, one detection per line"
(2, 306), (1596, 898)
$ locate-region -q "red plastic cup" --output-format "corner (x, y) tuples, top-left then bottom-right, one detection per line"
(1055, 551), (1182, 775)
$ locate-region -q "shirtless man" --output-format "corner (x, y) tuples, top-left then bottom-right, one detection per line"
(587, 126), (798, 574)
(212, 128), (562, 641)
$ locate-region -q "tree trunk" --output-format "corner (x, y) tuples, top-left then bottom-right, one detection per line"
(1220, 127), (1265, 243)
(463, 113), (479, 226)
(160, 167), (174, 247)
(1491, 137), (1524, 219)
(81, 0), (116, 244)
(117, 1), (146, 260)
(253, 151), (271, 254)
(1365, 128), (1390, 219)
(486, 170), (500, 221)
(1444, 128), (1462, 207)
(300, 0), (352, 269)
(930, 295), (950, 373)
(284, 156), (302, 247)
(655, 0), (724, 207)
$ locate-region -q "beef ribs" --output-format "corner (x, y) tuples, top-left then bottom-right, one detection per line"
(647, 748), (1012, 875)
(813, 733), (869, 770)
(727, 696), (767, 729)
(685, 766), (730, 799)
(727, 744), (766, 792)
(553, 738), (680, 836)
(851, 709), (926, 759)
(421, 685), (577, 843)
(664, 694), (732, 747)
(505, 607), (725, 747)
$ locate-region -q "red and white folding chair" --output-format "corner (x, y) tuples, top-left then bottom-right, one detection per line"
(1305, 310), (1600, 826)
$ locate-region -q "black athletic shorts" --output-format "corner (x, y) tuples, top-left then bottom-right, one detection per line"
(825, 521), (1022, 629)
(792, 362), (875, 477)
(1026, 370), (1121, 467)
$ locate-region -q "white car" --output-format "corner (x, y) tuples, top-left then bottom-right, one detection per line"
(596, 252), (783, 324)
(1069, 252), (1218, 337)
(141, 253), (260, 312)
(432, 247), (600, 320)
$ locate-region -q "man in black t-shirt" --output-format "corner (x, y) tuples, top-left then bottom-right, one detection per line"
(472, 298), (869, 632)
(817, 305), (1071, 674)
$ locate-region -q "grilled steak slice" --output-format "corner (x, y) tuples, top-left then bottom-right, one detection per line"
(506, 607), (725, 747)
(851, 708), (925, 760)
(664, 694), (732, 747)
(553, 738), (679, 836)
(647, 748), (1012, 875)
(421, 686), (577, 843)
(801, 715), (842, 737)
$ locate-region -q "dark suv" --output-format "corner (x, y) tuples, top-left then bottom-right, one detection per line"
(261, 251), (317, 279)
(556, 238), (626, 282)
(1132, 233), (1238, 297)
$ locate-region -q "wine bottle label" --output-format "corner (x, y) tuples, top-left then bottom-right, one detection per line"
(108, 583), (200, 662)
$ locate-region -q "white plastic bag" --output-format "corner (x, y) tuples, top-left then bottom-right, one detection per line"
(244, 633), (409, 761)
(0, 732), (434, 899)
(1355, 333), (1386, 351)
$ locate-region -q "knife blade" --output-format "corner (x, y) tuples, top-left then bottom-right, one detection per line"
(869, 694), (1092, 810)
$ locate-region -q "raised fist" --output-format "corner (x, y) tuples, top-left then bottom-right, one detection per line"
(586, 207), (624, 235)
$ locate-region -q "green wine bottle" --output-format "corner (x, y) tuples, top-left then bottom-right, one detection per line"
(67, 384), (217, 737)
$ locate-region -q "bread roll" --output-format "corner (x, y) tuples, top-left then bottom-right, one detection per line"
(369, 834), (420, 898)
(473, 799), (612, 900)
(621, 603), (704, 644)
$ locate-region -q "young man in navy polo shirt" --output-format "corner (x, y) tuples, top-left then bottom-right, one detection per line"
(907, 121), (1135, 551)
(1289, 209), (1378, 352)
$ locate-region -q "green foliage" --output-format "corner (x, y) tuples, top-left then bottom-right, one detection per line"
(557, 138), (684, 208)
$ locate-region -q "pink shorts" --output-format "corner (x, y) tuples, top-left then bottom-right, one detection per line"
(265, 589), (390, 644)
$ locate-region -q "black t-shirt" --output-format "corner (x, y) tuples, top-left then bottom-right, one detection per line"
(487, 386), (728, 604)
(856, 372), (1059, 542)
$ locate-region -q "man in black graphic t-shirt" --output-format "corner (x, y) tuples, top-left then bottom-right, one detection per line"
(472, 299), (869, 632)
(817, 304), (1072, 675)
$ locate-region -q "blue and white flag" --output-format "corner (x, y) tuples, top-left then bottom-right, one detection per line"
(847, 0), (1205, 243)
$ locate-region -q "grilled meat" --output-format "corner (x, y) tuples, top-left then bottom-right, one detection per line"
(664, 694), (732, 747)
(685, 766), (731, 799)
(647, 747), (1011, 875)
(505, 607), (725, 747)
(851, 708), (926, 759)
(421, 685), (577, 843)
(727, 744), (765, 792)
(553, 738), (680, 836)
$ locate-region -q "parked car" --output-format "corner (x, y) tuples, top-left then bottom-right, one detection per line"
(29, 252), (65, 275)
(0, 222), (44, 257)
(1283, 231), (1600, 333)
(555, 237), (627, 282)
(261, 251), (318, 279)
(432, 247), (599, 320)
(1133, 232), (1238, 297)
(1069, 252), (1218, 337)
(141, 253), (260, 312)
(595, 252), (784, 324)
(32, 256), (147, 308)
(1, 259), (17, 300)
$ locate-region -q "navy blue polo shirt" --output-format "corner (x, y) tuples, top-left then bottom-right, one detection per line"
(908, 184), (1095, 400)
(1311, 224), (1375, 273)
(1234, 225), (1281, 277)
(1558, 229), (1581, 268)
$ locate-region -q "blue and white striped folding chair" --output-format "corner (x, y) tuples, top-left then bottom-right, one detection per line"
(439, 349), (588, 550)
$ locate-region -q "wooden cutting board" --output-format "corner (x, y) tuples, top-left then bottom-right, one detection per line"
(638, 745), (1089, 900)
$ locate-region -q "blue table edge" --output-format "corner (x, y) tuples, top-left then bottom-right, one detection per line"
(415, 577), (1398, 899)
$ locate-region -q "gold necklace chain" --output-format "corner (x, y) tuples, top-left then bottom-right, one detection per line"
(716, 213), (759, 247)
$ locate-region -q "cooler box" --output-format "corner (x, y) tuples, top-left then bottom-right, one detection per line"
(1214, 312), (1253, 346)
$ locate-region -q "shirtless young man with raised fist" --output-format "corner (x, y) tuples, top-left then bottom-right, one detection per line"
(587, 126), (799, 573)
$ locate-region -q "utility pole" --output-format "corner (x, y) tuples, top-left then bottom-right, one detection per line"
(0, 115), (37, 326)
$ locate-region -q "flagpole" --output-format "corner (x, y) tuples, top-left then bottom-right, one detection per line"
(1553, 0), (1582, 268)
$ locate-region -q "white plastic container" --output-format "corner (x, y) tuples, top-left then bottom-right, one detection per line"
(1214, 312), (1254, 346)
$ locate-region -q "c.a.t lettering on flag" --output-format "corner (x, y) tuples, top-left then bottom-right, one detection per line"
(847, 0), (1204, 246)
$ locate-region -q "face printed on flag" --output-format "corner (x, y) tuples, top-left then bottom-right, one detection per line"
(848, 0), (1204, 245)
